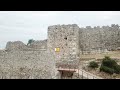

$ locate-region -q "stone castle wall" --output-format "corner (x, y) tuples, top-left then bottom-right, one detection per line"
(29, 39), (47, 50)
(6, 41), (28, 51)
(79, 24), (120, 54)
(47, 24), (80, 68)
(0, 39), (54, 79)
(1, 24), (120, 79)
(0, 50), (56, 79)
(5, 40), (47, 51)
(5, 24), (120, 55)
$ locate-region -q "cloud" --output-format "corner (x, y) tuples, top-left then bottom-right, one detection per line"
(0, 11), (120, 49)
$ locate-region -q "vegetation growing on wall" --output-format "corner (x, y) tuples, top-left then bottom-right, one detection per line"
(27, 39), (35, 46)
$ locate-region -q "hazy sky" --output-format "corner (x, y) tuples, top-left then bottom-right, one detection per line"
(0, 11), (120, 49)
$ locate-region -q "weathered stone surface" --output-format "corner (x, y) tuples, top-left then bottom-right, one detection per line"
(1, 24), (120, 79)
(48, 24), (80, 69)
(29, 39), (47, 50)
(5, 40), (47, 51)
(0, 50), (56, 79)
(79, 24), (120, 54)
(6, 41), (28, 51)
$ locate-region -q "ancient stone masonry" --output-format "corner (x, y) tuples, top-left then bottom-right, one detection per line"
(79, 24), (120, 54)
(47, 24), (80, 69)
(6, 41), (28, 51)
(5, 40), (47, 51)
(0, 50), (56, 79)
(0, 40), (55, 79)
(1, 24), (120, 79)
(29, 39), (47, 50)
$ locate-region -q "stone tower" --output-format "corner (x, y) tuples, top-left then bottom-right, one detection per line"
(47, 24), (80, 69)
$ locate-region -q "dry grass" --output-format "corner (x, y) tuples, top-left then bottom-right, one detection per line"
(80, 51), (120, 59)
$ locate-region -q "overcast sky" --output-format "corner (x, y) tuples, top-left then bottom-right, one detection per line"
(0, 11), (120, 49)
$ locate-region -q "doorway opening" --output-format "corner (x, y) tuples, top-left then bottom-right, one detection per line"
(58, 69), (76, 79)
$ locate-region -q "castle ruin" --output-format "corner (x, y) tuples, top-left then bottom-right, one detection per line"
(0, 24), (120, 79)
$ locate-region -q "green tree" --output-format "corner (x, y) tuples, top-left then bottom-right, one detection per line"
(27, 39), (35, 46)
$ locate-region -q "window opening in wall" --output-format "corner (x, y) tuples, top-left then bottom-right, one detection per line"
(64, 36), (67, 40)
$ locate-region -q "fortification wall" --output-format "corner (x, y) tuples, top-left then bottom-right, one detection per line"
(29, 39), (47, 49)
(0, 50), (56, 79)
(1, 24), (120, 79)
(5, 40), (47, 51)
(47, 24), (80, 69)
(79, 24), (120, 54)
(5, 24), (120, 55)
(6, 41), (29, 51)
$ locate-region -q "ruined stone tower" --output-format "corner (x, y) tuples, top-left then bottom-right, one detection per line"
(47, 24), (80, 69)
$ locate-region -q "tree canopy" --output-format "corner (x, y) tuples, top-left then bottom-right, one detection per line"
(27, 39), (35, 46)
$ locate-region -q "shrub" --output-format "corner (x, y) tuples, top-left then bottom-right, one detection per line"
(102, 56), (117, 68)
(114, 65), (120, 74)
(100, 65), (114, 74)
(100, 56), (120, 74)
(89, 61), (98, 68)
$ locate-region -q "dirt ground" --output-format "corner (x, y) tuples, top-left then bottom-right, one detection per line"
(80, 51), (120, 79)
(83, 67), (120, 79)
(80, 51), (120, 59)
